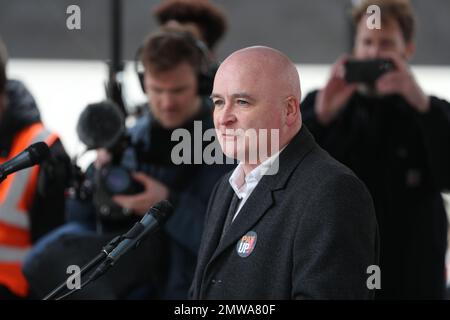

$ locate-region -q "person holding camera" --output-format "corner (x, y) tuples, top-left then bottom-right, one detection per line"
(22, 30), (232, 300)
(301, 0), (450, 299)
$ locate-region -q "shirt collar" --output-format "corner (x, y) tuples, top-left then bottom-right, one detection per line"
(228, 146), (286, 199)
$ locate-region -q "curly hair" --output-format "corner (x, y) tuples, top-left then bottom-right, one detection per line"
(153, 0), (227, 50)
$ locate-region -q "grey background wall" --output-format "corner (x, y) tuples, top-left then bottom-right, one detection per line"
(0, 0), (449, 64)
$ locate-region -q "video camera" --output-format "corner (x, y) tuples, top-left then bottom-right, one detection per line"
(71, 101), (144, 224)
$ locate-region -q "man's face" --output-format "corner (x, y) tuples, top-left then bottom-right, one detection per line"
(211, 63), (284, 163)
(353, 18), (413, 60)
(145, 62), (200, 129)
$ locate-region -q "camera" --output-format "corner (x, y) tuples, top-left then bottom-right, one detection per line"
(72, 101), (145, 224)
(93, 164), (144, 222)
(344, 58), (395, 84)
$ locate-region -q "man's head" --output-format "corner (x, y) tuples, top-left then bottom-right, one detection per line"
(153, 0), (227, 52)
(140, 30), (204, 129)
(211, 46), (301, 167)
(352, 0), (416, 60)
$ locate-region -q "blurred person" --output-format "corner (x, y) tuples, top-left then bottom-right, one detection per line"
(23, 30), (232, 299)
(190, 46), (378, 299)
(302, 0), (450, 299)
(152, 0), (227, 58)
(0, 38), (71, 299)
(150, 0), (228, 102)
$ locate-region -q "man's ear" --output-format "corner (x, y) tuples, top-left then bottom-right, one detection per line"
(405, 41), (415, 60)
(285, 96), (299, 126)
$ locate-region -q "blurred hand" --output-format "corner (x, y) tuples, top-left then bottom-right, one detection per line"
(315, 55), (358, 125)
(376, 52), (430, 113)
(112, 172), (169, 216)
(94, 148), (112, 169)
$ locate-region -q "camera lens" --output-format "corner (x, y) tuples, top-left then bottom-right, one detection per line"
(104, 167), (131, 194)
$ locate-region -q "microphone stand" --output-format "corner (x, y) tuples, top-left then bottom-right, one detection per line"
(0, 168), (6, 183)
(43, 234), (123, 300)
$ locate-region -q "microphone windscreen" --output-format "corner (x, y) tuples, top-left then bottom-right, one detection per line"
(76, 101), (125, 149)
(27, 142), (50, 165)
(152, 200), (174, 223)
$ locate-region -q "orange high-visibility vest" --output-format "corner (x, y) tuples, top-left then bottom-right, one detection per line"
(0, 122), (59, 297)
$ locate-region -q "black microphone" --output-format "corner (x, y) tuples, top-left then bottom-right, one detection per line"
(0, 142), (50, 182)
(88, 200), (174, 281)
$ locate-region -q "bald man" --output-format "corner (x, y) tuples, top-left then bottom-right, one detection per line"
(190, 46), (379, 300)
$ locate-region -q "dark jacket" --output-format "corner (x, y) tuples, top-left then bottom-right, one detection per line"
(0, 80), (70, 243)
(190, 127), (379, 299)
(302, 91), (450, 299)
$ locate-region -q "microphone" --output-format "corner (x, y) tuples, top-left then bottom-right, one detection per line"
(76, 101), (125, 150)
(88, 200), (174, 281)
(0, 142), (50, 182)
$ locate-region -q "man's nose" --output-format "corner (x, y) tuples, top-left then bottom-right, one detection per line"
(215, 104), (236, 126)
(160, 92), (175, 109)
(367, 44), (383, 58)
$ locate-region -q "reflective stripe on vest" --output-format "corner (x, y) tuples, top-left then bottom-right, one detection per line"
(0, 246), (30, 262)
(0, 123), (59, 297)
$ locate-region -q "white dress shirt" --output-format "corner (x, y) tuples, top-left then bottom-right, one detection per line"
(228, 147), (285, 222)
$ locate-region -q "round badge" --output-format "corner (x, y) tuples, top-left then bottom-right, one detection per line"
(236, 231), (257, 258)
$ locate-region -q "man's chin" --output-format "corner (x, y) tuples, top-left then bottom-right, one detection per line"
(158, 117), (183, 129)
(220, 143), (250, 163)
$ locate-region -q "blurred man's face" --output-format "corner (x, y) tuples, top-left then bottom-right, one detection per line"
(211, 63), (284, 163)
(144, 62), (200, 129)
(353, 18), (414, 60)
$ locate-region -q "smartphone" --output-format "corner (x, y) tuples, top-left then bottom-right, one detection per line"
(344, 59), (395, 84)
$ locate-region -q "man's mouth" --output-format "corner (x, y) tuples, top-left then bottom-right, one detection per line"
(220, 132), (239, 140)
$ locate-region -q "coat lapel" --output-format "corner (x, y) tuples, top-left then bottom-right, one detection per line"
(196, 177), (234, 272)
(210, 180), (274, 261)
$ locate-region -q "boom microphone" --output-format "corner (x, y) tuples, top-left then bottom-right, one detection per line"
(76, 101), (125, 150)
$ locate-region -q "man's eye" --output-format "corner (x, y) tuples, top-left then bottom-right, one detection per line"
(381, 40), (395, 49)
(213, 99), (224, 107)
(363, 39), (372, 46)
(151, 88), (163, 94)
(172, 87), (188, 95)
(237, 100), (249, 106)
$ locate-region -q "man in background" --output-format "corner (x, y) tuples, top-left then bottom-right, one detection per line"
(302, 0), (450, 299)
(23, 30), (231, 299)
